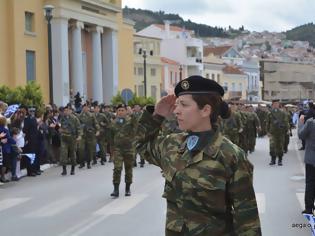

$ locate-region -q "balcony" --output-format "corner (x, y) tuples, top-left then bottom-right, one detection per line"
(80, 0), (121, 13)
(228, 91), (242, 99)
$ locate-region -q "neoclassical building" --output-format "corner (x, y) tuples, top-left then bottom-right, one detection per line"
(0, 0), (134, 106)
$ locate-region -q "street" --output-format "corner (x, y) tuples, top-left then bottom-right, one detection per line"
(0, 131), (312, 236)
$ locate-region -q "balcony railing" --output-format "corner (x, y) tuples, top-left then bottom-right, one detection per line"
(228, 91), (242, 98)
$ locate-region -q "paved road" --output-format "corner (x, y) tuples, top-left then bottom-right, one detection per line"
(0, 130), (313, 236)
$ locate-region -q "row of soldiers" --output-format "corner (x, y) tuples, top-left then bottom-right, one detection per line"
(56, 102), (144, 197)
(221, 100), (293, 166)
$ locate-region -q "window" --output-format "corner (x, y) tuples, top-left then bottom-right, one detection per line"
(138, 67), (143, 76)
(232, 82), (236, 91)
(26, 50), (36, 81)
(206, 73), (210, 79)
(217, 74), (220, 83)
(151, 85), (157, 99)
(175, 72), (177, 83)
(223, 82), (228, 91)
(25, 12), (34, 32)
(151, 68), (156, 76)
(134, 67), (137, 75)
(138, 85), (144, 97)
(211, 74), (215, 80)
(239, 83), (242, 91)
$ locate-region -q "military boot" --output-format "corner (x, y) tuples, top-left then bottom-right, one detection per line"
(278, 156), (283, 166)
(70, 165), (75, 175)
(125, 183), (131, 196)
(269, 156), (276, 166)
(87, 162), (91, 169)
(78, 163), (85, 169)
(110, 184), (119, 198)
(61, 166), (67, 176)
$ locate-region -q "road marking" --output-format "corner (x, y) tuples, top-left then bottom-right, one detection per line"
(59, 194), (148, 236)
(256, 193), (265, 214)
(296, 193), (304, 210)
(25, 197), (84, 217)
(0, 198), (30, 212)
(94, 193), (147, 215)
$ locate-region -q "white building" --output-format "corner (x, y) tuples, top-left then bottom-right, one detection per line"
(137, 22), (203, 77)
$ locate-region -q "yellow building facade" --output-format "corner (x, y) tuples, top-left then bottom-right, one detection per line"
(133, 34), (162, 101)
(0, 0), (134, 106)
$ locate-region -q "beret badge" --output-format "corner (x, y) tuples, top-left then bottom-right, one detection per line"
(181, 81), (190, 90)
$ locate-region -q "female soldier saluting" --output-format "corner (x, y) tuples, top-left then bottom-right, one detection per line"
(136, 75), (261, 236)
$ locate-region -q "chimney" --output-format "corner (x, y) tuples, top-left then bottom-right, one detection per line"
(164, 20), (170, 39)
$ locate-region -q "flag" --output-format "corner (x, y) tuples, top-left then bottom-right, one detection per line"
(303, 213), (315, 236)
(4, 104), (19, 118)
(23, 153), (36, 164)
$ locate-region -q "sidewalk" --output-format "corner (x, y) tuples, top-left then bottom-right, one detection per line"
(4, 163), (57, 181)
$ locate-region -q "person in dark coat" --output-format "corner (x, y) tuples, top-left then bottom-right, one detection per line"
(298, 113), (315, 215)
(22, 107), (40, 176)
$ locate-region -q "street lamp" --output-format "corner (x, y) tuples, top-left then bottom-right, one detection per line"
(43, 4), (54, 105)
(179, 65), (183, 81)
(139, 48), (153, 97)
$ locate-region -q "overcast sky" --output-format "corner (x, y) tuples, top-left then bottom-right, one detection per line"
(122, 0), (315, 32)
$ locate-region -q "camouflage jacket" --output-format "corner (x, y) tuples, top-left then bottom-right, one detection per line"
(266, 109), (289, 134)
(78, 111), (100, 136)
(222, 111), (243, 135)
(136, 110), (261, 236)
(59, 114), (81, 138)
(94, 112), (110, 135)
(110, 115), (138, 149)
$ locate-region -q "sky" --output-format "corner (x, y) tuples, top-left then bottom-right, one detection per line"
(122, 0), (315, 32)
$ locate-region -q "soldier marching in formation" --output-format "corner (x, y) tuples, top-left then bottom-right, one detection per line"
(110, 104), (139, 198)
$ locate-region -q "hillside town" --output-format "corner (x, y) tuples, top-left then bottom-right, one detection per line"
(1, 0), (314, 106)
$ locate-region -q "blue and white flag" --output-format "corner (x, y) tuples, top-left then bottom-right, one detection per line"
(303, 213), (315, 236)
(23, 153), (36, 164)
(4, 104), (19, 118)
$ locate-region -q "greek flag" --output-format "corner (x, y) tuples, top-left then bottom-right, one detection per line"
(303, 213), (315, 236)
(4, 104), (19, 118)
(23, 153), (36, 164)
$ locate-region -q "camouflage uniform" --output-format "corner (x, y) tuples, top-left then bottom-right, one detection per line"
(78, 111), (99, 167)
(247, 112), (260, 153)
(238, 111), (249, 154)
(283, 110), (292, 153)
(136, 110), (261, 236)
(95, 112), (110, 163)
(266, 109), (289, 165)
(256, 108), (268, 137)
(59, 114), (81, 166)
(111, 115), (138, 185)
(222, 111), (243, 147)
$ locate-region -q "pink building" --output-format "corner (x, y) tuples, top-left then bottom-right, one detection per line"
(161, 57), (186, 95)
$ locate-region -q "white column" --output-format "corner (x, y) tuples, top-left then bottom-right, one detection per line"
(102, 29), (118, 104)
(91, 26), (104, 102)
(51, 17), (70, 106)
(71, 21), (84, 97)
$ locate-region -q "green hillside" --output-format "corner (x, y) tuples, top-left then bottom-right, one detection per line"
(123, 7), (231, 38)
(286, 23), (315, 47)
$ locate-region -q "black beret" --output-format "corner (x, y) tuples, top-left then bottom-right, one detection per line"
(272, 99), (280, 103)
(174, 75), (224, 97)
(116, 104), (127, 110)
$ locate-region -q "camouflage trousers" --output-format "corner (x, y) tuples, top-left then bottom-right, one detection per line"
(269, 133), (285, 157)
(60, 135), (77, 166)
(78, 134), (96, 164)
(239, 132), (249, 153)
(97, 135), (107, 161)
(112, 147), (134, 184)
(284, 133), (290, 152)
(248, 131), (257, 152)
